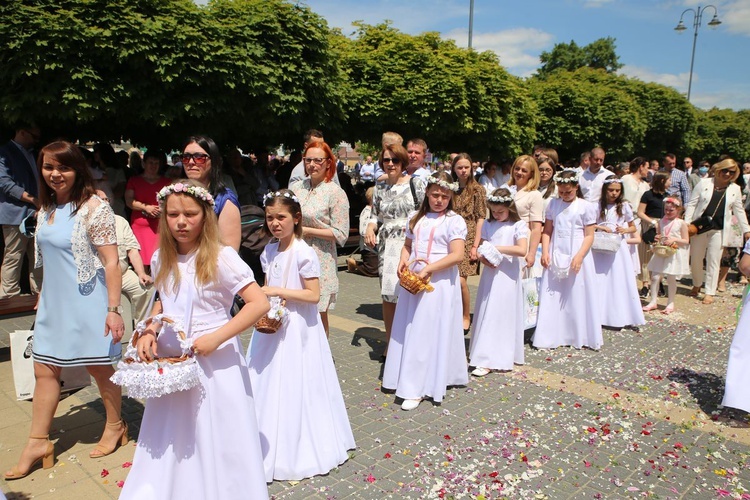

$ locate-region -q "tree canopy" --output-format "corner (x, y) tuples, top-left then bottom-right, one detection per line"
(537, 37), (623, 78)
(331, 22), (536, 159)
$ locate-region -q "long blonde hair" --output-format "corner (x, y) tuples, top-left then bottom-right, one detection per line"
(155, 179), (222, 293)
(509, 155), (540, 191)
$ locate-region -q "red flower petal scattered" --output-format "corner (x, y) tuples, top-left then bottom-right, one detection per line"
(101, 468), (109, 477)
(122, 461), (132, 468)
(584, 460), (592, 467)
(116, 481), (124, 488)
(443, 434), (451, 440)
(384, 452), (391, 459)
(365, 474), (376, 483)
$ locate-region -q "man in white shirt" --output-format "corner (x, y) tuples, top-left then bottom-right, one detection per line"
(406, 139), (431, 179)
(579, 147), (613, 203)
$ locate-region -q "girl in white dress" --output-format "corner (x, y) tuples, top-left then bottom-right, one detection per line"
(643, 197), (690, 315)
(592, 179), (645, 328)
(246, 190), (355, 481)
(120, 180), (270, 500)
(469, 188), (529, 376)
(722, 239), (750, 414)
(382, 172), (469, 411)
(533, 169), (603, 350)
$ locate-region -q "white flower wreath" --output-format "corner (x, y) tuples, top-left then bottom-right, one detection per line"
(603, 177), (621, 185)
(157, 183), (215, 207)
(487, 194), (514, 203)
(553, 168), (581, 184)
(263, 191), (300, 206)
(426, 176), (459, 192)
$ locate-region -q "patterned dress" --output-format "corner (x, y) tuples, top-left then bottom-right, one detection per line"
(452, 184), (487, 277)
(289, 178), (349, 311)
(369, 178), (426, 302)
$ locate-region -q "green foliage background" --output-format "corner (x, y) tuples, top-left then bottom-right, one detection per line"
(1, 0), (747, 163)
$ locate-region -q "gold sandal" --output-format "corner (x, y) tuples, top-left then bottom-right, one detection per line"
(4, 435), (54, 480)
(89, 420), (129, 459)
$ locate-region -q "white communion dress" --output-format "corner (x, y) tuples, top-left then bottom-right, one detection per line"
(119, 248), (268, 500)
(721, 239), (750, 413)
(246, 238), (355, 481)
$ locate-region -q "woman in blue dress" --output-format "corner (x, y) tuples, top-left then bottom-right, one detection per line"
(181, 135), (242, 250)
(5, 141), (127, 480)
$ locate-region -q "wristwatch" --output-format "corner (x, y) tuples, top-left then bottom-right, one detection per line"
(107, 305), (123, 315)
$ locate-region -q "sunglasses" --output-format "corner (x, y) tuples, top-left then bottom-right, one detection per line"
(381, 157), (401, 164)
(181, 153), (210, 165)
(303, 157), (327, 165)
(720, 169), (737, 175)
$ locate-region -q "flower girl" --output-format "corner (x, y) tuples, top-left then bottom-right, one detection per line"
(532, 169), (603, 350)
(382, 172), (468, 411)
(120, 180), (270, 499)
(591, 179), (645, 328)
(246, 190), (355, 481)
(642, 197), (690, 314)
(468, 188), (528, 376)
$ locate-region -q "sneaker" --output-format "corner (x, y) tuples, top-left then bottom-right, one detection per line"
(401, 399), (422, 411)
(471, 367), (491, 377)
(639, 286), (649, 299)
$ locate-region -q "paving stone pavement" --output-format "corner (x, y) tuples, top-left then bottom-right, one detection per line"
(1, 261), (750, 499)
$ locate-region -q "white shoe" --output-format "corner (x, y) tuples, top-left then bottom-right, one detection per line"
(401, 399), (422, 411)
(471, 367), (491, 377)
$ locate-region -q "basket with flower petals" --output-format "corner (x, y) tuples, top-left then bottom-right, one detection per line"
(399, 259), (435, 295)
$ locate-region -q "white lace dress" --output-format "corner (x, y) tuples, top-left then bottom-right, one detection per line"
(120, 247), (268, 500)
(33, 197), (122, 366)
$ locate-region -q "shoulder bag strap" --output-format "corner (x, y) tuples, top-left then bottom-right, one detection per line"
(409, 176), (419, 210)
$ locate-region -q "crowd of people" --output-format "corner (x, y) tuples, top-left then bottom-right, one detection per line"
(2, 121), (750, 497)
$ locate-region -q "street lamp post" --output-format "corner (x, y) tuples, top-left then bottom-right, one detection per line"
(468, 0), (474, 49)
(674, 5), (721, 102)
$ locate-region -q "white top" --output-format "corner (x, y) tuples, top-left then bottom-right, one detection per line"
(620, 174), (649, 215)
(579, 168), (614, 203)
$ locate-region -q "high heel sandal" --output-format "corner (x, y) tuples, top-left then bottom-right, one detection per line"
(89, 420), (129, 459)
(4, 435), (54, 480)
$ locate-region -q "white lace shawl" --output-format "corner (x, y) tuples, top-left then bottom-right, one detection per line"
(35, 196), (117, 294)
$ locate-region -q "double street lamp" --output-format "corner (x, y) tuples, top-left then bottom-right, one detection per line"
(674, 5), (722, 102)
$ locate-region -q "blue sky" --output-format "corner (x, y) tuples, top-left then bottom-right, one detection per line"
(300, 0), (750, 110)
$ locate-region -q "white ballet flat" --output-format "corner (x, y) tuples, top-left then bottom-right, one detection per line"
(471, 367), (491, 377)
(401, 399), (422, 411)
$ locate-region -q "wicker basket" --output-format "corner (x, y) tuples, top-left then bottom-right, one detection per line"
(111, 315), (201, 399)
(652, 244), (677, 258)
(124, 317), (191, 364)
(254, 299), (286, 334)
(399, 259), (435, 295)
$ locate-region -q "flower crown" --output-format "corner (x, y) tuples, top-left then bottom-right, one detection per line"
(664, 196), (682, 207)
(487, 194), (514, 204)
(603, 177), (622, 185)
(157, 183), (215, 207)
(553, 168), (581, 184)
(263, 191), (300, 206)
(426, 176), (459, 192)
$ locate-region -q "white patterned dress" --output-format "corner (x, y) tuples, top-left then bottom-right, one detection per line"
(370, 178), (426, 302)
(289, 178), (349, 311)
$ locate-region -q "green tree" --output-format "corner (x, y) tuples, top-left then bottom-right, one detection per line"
(689, 108), (750, 163)
(537, 37), (622, 78)
(529, 68), (645, 161)
(331, 22), (536, 159)
(0, 0), (345, 149)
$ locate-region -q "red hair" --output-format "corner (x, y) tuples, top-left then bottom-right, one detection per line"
(303, 140), (336, 183)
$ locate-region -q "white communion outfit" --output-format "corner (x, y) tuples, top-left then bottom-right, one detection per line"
(721, 239), (750, 413)
(120, 248), (268, 500)
(646, 217), (690, 277)
(246, 239), (355, 481)
(592, 203), (645, 328)
(532, 198), (603, 350)
(469, 219), (528, 370)
(382, 211), (469, 403)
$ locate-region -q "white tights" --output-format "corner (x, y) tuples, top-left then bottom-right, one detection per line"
(647, 274), (677, 310)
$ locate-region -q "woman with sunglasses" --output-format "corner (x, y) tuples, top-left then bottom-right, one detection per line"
(182, 135), (242, 251)
(685, 158), (750, 304)
(364, 143), (425, 359)
(289, 140), (349, 337)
